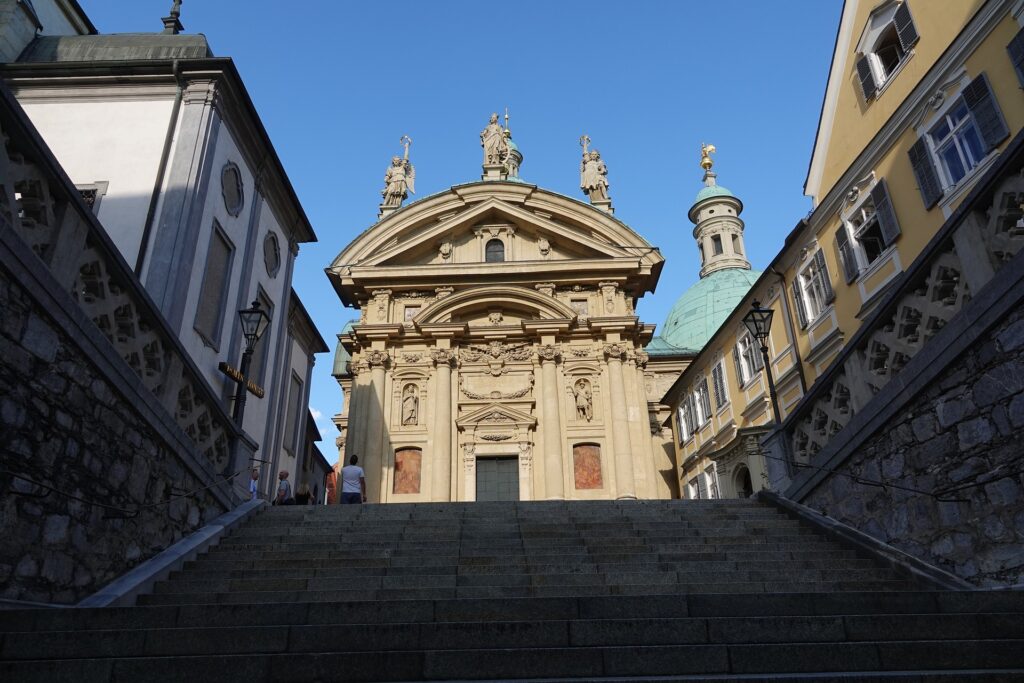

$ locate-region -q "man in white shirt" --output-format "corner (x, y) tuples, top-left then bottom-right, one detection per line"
(340, 455), (366, 504)
(249, 469), (259, 500)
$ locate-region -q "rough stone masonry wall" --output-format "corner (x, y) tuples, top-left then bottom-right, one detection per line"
(0, 263), (227, 604)
(804, 303), (1024, 587)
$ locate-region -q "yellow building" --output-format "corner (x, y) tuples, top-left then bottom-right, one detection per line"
(664, 0), (1024, 497)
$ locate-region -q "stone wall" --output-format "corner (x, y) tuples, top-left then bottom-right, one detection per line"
(0, 261), (229, 604)
(803, 303), (1024, 586)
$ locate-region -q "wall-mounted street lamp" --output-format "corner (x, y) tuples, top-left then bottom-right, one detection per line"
(233, 299), (270, 426)
(743, 300), (782, 425)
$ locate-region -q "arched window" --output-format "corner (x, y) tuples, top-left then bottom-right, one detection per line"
(485, 239), (505, 262)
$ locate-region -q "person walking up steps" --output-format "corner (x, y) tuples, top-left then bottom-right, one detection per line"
(340, 455), (366, 504)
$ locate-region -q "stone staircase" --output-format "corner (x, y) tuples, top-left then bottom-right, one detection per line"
(2, 498), (1023, 681)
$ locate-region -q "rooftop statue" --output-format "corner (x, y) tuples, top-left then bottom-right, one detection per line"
(700, 142), (717, 172)
(381, 135), (415, 210)
(579, 135), (610, 204)
(481, 113), (508, 166)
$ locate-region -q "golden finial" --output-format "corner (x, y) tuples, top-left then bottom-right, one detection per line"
(700, 143), (716, 171)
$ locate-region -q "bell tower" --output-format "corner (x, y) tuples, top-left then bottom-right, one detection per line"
(688, 144), (751, 278)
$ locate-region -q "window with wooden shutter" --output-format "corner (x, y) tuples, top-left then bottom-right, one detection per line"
(834, 227), (859, 283)
(791, 279), (808, 329)
(1009, 27), (1024, 87)
(733, 346), (745, 385)
(696, 379), (712, 425)
(814, 250), (835, 302)
(893, 2), (918, 51)
(856, 55), (877, 101)
(962, 73), (1009, 153)
(711, 362), (727, 409)
(908, 137), (943, 209)
(870, 179), (902, 247)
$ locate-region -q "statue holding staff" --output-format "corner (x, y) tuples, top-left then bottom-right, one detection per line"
(579, 135), (610, 203)
(481, 112), (508, 165)
(381, 135), (415, 209)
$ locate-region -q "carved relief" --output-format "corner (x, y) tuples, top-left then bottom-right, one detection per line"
(402, 353), (423, 363)
(537, 344), (561, 362)
(519, 441), (533, 471)
(481, 433), (513, 441)
(488, 311), (503, 325)
(365, 349), (390, 368)
(462, 443), (476, 472)
(430, 349), (457, 367)
(459, 374), (534, 400)
(603, 343), (627, 361)
(434, 286), (454, 299)
(568, 345), (593, 358)
(599, 281), (618, 314)
(371, 289), (391, 322)
(538, 237), (551, 257)
(439, 240), (452, 261)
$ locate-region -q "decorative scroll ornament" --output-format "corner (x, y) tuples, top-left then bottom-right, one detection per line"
(430, 349), (457, 367)
(462, 443), (475, 472)
(536, 344), (561, 362)
(434, 286), (454, 299)
(459, 374), (534, 400)
(635, 350), (650, 368)
(603, 343), (627, 361)
(365, 349), (390, 368)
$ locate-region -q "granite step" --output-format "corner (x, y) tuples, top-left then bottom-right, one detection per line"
(3, 639), (1023, 682)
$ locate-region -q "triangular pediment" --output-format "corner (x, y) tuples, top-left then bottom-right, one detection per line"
(456, 402), (537, 429)
(370, 196), (623, 268)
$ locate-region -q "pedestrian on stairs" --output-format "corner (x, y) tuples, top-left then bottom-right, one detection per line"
(340, 455), (366, 504)
(249, 468), (259, 500)
(274, 470), (293, 505)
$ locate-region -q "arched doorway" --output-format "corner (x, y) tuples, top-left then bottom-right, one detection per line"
(734, 465), (754, 499)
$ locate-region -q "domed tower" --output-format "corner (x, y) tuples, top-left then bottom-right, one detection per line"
(656, 145), (760, 353)
(689, 145), (751, 278)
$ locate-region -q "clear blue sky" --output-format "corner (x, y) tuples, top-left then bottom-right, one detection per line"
(83, 1), (842, 462)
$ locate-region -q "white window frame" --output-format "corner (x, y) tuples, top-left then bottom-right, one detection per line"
(735, 332), (763, 387)
(841, 190), (887, 273)
(927, 99), (988, 192)
(703, 465), (720, 500)
(855, 1), (917, 99)
(693, 378), (712, 428)
(797, 254), (832, 323)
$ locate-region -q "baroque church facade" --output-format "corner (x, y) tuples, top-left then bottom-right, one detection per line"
(328, 121), (690, 502)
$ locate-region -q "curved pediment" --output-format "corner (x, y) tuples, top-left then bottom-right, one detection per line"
(326, 182), (664, 306)
(414, 285), (577, 325)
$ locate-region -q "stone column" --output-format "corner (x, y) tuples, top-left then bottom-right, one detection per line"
(537, 344), (564, 500)
(364, 348), (390, 502)
(604, 343), (636, 499)
(430, 349), (456, 501)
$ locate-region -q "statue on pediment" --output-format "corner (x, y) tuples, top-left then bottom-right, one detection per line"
(381, 136), (415, 209)
(481, 113), (508, 165)
(579, 135), (610, 204)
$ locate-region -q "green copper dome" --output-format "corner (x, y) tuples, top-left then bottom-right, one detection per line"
(332, 319), (357, 377)
(694, 184), (736, 203)
(660, 268), (762, 352)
